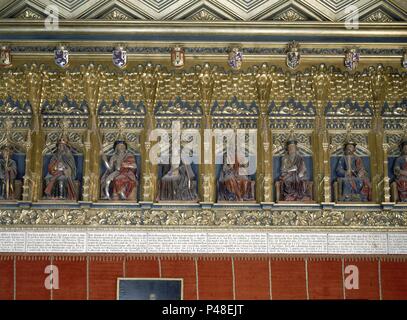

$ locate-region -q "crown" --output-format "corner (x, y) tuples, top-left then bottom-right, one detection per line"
(344, 123), (357, 147)
(114, 119), (128, 149)
(285, 122), (298, 146)
(57, 118), (70, 146)
(287, 41), (300, 52)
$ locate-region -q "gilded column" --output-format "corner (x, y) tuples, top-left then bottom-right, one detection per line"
(313, 64), (330, 203)
(25, 64), (45, 202)
(140, 63), (160, 203)
(370, 65), (387, 203)
(260, 112), (272, 202)
(370, 100), (384, 203)
(255, 64), (272, 203)
(197, 63), (215, 204)
(82, 64), (102, 202)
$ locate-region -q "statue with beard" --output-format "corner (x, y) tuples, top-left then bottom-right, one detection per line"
(218, 154), (255, 201)
(44, 137), (77, 200)
(279, 139), (311, 201)
(157, 159), (197, 201)
(336, 141), (371, 202)
(100, 140), (137, 200)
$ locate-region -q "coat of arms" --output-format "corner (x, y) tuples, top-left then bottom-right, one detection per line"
(54, 46), (69, 68)
(112, 46), (127, 69)
(228, 47), (243, 70)
(286, 41), (301, 69)
(0, 46), (12, 68)
(403, 50), (407, 69)
(171, 46), (185, 68)
(344, 48), (360, 71)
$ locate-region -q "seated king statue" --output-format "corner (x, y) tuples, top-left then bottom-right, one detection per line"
(100, 140), (137, 201)
(279, 137), (312, 201)
(157, 158), (198, 201)
(335, 139), (371, 202)
(393, 138), (407, 202)
(44, 136), (77, 200)
(218, 154), (255, 201)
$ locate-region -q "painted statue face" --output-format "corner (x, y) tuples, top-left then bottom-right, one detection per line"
(345, 144), (355, 155)
(2, 148), (11, 158)
(402, 144), (407, 155)
(57, 142), (66, 152)
(116, 143), (126, 153)
(287, 143), (297, 155)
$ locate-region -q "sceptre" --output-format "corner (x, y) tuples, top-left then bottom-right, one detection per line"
(4, 150), (9, 200)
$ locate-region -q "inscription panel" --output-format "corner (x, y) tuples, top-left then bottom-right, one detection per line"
(0, 229), (406, 255)
(268, 233), (327, 254)
(328, 233), (388, 254)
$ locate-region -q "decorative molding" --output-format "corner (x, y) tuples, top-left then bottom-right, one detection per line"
(103, 9), (133, 21)
(6, 46), (406, 56)
(382, 99), (407, 117)
(0, 0), (405, 21)
(273, 8), (308, 22)
(269, 99), (316, 117)
(155, 99), (202, 117)
(185, 8), (222, 21)
(0, 208), (406, 227)
(325, 100), (373, 117)
(98, 96), (145, 116)
(41, 96), (89, 115)
(362, 9), (394, 23)
(14, 8), (43, 20)
(211, 98), (258, 117)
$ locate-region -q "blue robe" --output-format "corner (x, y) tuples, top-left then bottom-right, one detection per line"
(336, 155), (371, 202)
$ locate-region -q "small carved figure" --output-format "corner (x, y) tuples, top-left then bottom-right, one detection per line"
(0, 145), (17, 200)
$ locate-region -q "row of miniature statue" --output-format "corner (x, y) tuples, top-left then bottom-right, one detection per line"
(1, 136), (407, 203)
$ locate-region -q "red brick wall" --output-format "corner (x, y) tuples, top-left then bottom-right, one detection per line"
(0, 254), (406, 300)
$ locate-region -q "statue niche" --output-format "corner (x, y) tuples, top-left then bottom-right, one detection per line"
(43, 136), (80, 201)
(333, 140), (372, 202)
(157, 157), (198, 202)
(275, 137), (313, 202)
(0, 144), (23, 200)
(100, 140), (138, 201)
(391, 138), (407, 202)
(217, 153), (255, 201)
